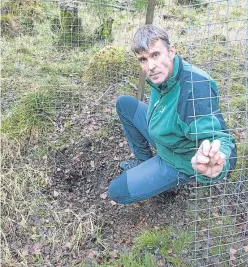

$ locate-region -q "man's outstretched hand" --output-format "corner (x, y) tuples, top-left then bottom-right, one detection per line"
(191, 140), (226, 178)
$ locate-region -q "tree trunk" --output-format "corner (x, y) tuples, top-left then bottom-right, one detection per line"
(137, 0), (156, 101)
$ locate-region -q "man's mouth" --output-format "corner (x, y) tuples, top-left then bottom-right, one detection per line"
(150, 73), (160, 79)
(150, 73), (159, 77)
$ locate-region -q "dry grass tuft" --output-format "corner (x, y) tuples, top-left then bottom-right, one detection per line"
(1, 136), (103, 266)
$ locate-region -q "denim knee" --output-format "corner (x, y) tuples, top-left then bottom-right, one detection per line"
(108, 172), (131, 204)
(116, 95), (138, 119)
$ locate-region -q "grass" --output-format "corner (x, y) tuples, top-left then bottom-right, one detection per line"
(101, 227), (193, 267)
(133, 227), (193, 266)
(1, 0), (247, 266)
(102, 253), (157, 267)
(1, 136), (104, 266)
(1, 90), (55, 139)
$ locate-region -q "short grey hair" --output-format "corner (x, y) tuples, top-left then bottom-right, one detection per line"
(131, 25), (170, 54)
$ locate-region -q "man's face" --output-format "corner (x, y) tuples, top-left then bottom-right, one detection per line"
(135, 40), (176, 84)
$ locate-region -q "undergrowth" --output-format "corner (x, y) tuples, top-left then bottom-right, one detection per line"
(2, 91), (55, 139)
(1, 0), (247, 266)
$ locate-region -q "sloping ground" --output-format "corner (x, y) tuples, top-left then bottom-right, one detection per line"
(44, 84), (193, 265)
(43, 84), (247, 266)
(1, 1), (247, 265)
(2, 82), (247, 267)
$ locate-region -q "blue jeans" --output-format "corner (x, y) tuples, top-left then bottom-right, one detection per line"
(108, 95), (191, 204)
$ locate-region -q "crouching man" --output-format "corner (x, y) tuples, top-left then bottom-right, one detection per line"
(109, 25), (237, 204)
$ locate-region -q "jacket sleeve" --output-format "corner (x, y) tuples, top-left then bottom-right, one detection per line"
(178, 78), (237, 183)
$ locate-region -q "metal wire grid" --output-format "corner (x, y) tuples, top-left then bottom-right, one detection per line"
(1, 0), (247, 266)
(167, 1), (248, 266)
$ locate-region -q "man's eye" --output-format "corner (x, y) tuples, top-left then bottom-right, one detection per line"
(139, 58), (147, 63)
(153, 52), (159, 58)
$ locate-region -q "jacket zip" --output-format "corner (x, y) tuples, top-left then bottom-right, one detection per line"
(146, 56), (182, 127)
(147, 94), (162, 126)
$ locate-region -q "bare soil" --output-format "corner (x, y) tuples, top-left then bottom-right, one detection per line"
(43, 84), (192, 264)
(38, 83), (247, 266)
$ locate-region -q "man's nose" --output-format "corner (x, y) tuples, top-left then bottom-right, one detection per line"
(148, 59), (156, 71)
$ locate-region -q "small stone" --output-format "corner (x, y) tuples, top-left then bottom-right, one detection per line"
(130, 153), (135, 158)
(216, 220), (223, 225)
(182, 249), (188, 255)
(90, 160), (95, 168)
(86, 188), (92, 194)
(100, 192), (108, 199)
(53, 190), (59, 197)
(154, 248), (159, 254)
(62, 242), (71, 251)
(109, 250), (120, 258)
(110, 200), (117, 206)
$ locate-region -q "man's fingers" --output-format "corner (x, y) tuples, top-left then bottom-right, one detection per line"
(209, 152), (221, 166)
(209, 139), (221, 157)
(192, 140), (226, 178)
(210, 152), (226, 166)
(193, 164), (208, 173)
(191, 154), (210, 164)
(200, 140), (211, 157)
(208, 164), (223, 178)
(193, 163), (223, 178)
(217, 152), (226, 165)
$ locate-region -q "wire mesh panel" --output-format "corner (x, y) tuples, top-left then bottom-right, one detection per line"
(159, 1), (248, 266)
(1, 0), (247, 266)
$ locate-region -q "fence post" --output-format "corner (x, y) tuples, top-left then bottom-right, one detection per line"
(137, 0), (156, 101)
(59, 0), (81, 46)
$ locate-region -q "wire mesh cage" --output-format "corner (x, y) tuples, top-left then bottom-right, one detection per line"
(1, 0), (247, 266)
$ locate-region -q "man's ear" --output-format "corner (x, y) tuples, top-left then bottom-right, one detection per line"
(169, 45), (176, 58)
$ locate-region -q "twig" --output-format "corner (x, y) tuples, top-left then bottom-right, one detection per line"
(95, 85), (114, 104)
(124, 78), (138, 91)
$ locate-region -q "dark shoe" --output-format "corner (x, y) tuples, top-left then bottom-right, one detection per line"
(119, 159), (144, 171)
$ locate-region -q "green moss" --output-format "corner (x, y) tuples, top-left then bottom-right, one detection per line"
(231, 142), (248, 182)
(1, 13), (21, 37)
(229, 84), (246, 95)
(133, 0), (147, 11)
(95, 127), (110, 138)
(1, 0), (46, 37)
(84, 46), (139, 87)
(228, 97), (247, 128)
(56, 9), (84, 47)
(229, 7), (246, 19)
(1, 91), (55, 139)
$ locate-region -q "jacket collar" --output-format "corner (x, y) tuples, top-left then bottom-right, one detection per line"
(146, 55), (182, 96)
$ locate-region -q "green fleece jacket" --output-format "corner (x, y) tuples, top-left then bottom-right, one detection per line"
(146, 55), (237, 184)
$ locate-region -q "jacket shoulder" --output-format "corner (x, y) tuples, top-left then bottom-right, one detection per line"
(177, 61), (220, 126)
